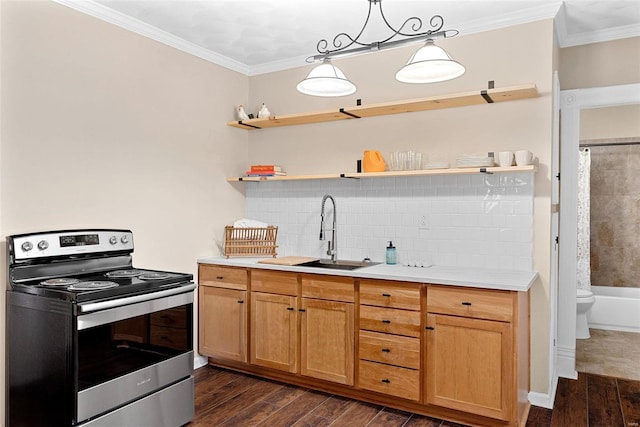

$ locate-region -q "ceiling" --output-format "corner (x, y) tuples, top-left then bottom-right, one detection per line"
(54, 0), (640, 75)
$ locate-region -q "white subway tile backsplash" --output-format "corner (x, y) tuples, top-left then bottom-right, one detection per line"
(245, 172), (535, 271)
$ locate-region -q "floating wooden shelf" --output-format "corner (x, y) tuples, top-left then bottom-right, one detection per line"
(226, 165), (537, 182)
(228, 84), (538, 130)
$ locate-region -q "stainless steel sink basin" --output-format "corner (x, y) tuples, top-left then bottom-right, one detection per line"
(298, 259), (379, 271)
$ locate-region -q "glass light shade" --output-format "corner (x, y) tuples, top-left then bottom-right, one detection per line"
(395, 39), (466, 83)
(297, 61), (356, 97)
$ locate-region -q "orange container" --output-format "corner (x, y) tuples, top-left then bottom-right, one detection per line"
(363, 150), (386, 172)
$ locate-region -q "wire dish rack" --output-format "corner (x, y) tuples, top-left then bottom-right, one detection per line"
(224, 226), (278, 258)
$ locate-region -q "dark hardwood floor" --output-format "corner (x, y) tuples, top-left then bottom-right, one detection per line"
(190, 365), (640, 427)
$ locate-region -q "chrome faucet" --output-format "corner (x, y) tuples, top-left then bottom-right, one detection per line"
(319, 194), (337, 262)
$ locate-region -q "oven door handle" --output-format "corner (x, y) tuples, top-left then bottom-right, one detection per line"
(78, 283), (196, 314)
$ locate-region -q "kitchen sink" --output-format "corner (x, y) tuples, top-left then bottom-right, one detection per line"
(298, 259), (379, 271)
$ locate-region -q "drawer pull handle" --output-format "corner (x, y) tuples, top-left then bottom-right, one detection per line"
(381, 348), (391, 353)
(299, 309), (306, 312)
(237, 300), (244, 304)
(425, 326), (434, 330)
(381, 379), (391, 384)
(216, 276), (224, 280)
(382, 320), (391, 324)
(287, 307), (295, 311)
(382, 293), (391, 297)
(462, 302), (472, 306)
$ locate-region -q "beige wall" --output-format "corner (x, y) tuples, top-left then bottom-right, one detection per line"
(247, 20), (555, 393)
(580, 105), (640, 139)
(0, 0), (249, 422)
(559, 37), (640, 90)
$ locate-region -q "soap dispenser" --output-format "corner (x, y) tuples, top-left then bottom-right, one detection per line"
(386, 241), (397, 265)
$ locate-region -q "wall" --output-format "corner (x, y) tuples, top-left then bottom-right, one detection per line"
(0, 1), (248, 422)
(246, 173), (534, 270)
(588, 143), (640, 288)
(559, 37), (640, 90)
(580, 105), (640, 139)
(246, 20), (555, 394)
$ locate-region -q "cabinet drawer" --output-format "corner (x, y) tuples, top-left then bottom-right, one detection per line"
(359, 305), (421, 337)
(427, 285), (513, 322)
(150, 325), (188, 351)
(360, 280), (421, 310)
(302, 274), (354, 302)
(199, 265), (247, 290)
(251, 270), (298, 296)
(150, 307), (187, 328)
(358, 360), (420, 401)
(359, 330), (420, 369)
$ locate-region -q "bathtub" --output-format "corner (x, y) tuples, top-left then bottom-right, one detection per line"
(588, 286), (640, 333)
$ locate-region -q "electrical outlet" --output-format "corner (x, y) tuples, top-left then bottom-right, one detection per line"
(420, 215), (427, 226)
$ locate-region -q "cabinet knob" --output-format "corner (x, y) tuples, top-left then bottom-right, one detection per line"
(461, 301), (472, 306)
(381, 379), (391, 384)
(382, 293), (391, 297)
(382, 320), (391, 324)
(381, 348), (391, 353)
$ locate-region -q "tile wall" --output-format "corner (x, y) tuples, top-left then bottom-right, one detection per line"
(245, 172), (535, 271)
(590, 143), (640, 287)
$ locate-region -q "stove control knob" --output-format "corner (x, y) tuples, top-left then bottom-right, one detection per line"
(121, 235), (129, 244)
(21, 241), (33, 252)
(109, 236), (117, 245)
(37, 240), (49, 250)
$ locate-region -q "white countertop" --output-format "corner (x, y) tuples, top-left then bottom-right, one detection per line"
(197, 257), (537, 292)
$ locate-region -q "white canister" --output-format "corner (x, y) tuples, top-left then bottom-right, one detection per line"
(515, 150), (533, 166)
(498, 151), (514, 167)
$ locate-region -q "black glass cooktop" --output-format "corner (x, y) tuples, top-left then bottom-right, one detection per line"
(12, 268), (193, 303)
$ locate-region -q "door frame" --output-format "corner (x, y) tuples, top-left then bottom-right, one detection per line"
(557, 83), (640, 379)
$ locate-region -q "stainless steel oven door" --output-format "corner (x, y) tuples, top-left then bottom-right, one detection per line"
(76, 284), (195, 423)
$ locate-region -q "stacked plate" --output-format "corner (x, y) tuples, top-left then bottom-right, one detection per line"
(424, 162), (450, 169)
(455, 156), (495, 168)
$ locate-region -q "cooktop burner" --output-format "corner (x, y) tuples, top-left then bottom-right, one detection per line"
(139, 272), (171, 280)
(68, 281), (119, 291)
(105, 269), (143, 278)
(40, 278), (80, 287)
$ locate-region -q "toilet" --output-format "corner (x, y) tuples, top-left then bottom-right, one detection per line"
(576, 288), (596, 339)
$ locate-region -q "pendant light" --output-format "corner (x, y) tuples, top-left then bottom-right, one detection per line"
(296, 60), (356, 97)
(297, 0), (463, 97)
(396, 39), (465, 83)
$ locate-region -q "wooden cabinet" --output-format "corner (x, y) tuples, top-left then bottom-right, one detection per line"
(198, 265), (248, 362)
(198, 264), (530, 427)
(425, 285), (528, 423)
(301, 298), (354, 385)
(300, 274), (355, 385)
(250, 291), (298, 372)
(250, 270), (299, 372)
(358, 279), (422, 401)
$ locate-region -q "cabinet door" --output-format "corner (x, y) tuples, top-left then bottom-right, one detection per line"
(199, 286), (247, 362)
(425, 313), (513, 421)
(301, 298), (354, 385)
(251, 292), (298, 372)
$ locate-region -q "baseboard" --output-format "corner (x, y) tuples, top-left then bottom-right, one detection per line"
(194, 354), (209, 369)
(557, 345), (578, 379)
(528, 367), (558, 409)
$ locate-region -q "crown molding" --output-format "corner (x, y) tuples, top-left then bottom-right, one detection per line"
(52, 0), (250, 75)
(457, 2), (562, 37)
(559, 23), (640, 48)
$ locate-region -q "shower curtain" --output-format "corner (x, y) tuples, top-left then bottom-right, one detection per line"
(577, 149), (591, 291)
